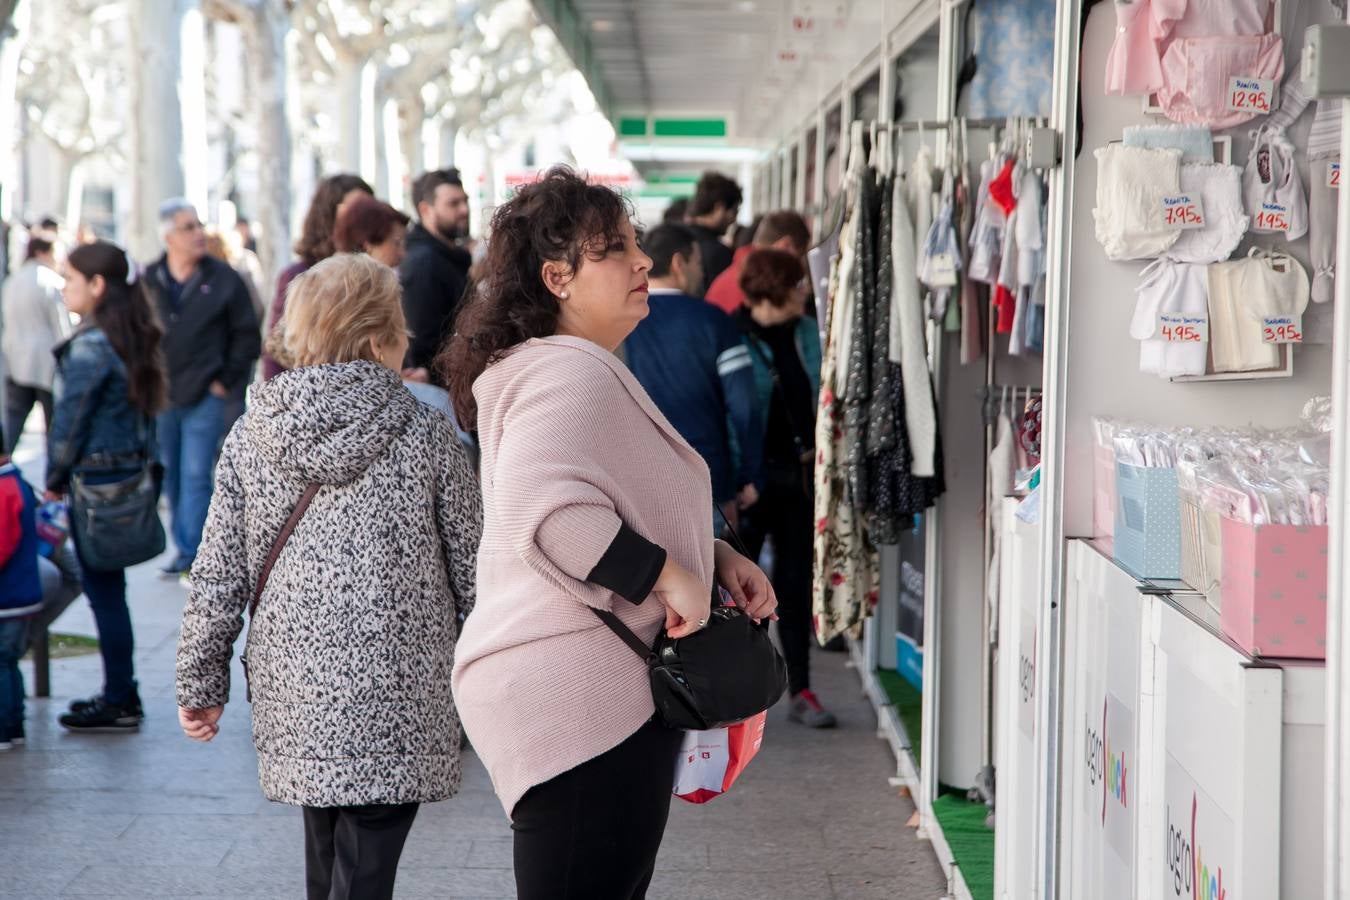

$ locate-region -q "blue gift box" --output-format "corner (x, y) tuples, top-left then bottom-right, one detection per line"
(1112, 462), (1181, 580)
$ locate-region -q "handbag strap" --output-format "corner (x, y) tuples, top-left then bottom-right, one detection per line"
(589, 607), (658, 665)
(249, 483), (320, 618)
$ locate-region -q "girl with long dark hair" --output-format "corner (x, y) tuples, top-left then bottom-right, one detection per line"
(48, 241), (167, 731)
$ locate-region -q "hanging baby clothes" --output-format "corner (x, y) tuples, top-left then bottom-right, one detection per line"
(1093, 144), (1183, 260)
(1130, 259), (1210, 377)
(1244, 124), (1308, 241)
(1105, 0), (1166, 95)
(1155, 0), (1284, 128)
(1165, 162), (1249, 264)
(909, 143), (936, 264)
(920, 171), (963, 324)
(985, 411), (1016, 642)
(814, 129), (879, 644)
(1010, 168), (1045, 356)
(1122, 123), (1215, 163)
(968, 155), (1006, 284)
(958, 158), (985, 364)
(1207, 249), (1310, 373)
(889, 155), (940, 481)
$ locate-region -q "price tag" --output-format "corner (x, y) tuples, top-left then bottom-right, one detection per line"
(928, 252), (958, 287)
(1226, 76), (1274, 114)
(1157, 312), (1208, 343)
(1329, 162), (1341, 189)
(1261, 315), (1303, 343)
(1161, 193), (1206, 230)
(1255, 201), (1291, 232)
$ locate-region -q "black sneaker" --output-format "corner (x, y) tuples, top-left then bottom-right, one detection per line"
(59, 697), (141, 732)
(69, 693), (144, 721)
(159, 556), (193, 578)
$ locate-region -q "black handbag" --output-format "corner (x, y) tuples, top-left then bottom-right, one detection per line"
(68, 417), (166, 572)
(589, 513), (788, 731)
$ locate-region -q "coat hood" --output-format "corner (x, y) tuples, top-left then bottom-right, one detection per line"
(245, 361), (418, 485)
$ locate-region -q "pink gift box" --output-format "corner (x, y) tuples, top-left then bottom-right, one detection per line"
(1093, 443), (1116, 539)
(1219, 518), (1329, 660)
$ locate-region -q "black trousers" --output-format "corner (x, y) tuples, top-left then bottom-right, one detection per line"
(3, 379), (52, 455)
(302, 802), (419, 900)
(740, 479), (815, 696)
(513, 718), (684, 900)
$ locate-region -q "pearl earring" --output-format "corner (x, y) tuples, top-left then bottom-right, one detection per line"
(561, 291), (569, 299)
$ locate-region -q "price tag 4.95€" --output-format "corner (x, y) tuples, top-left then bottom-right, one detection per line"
(1261, 315), (1303, 344)
(1161, 193), (1205, 229)
(1158, 312), (1208, 343)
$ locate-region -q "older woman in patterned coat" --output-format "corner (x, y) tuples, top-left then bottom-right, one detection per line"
(174, 253), (481, 900)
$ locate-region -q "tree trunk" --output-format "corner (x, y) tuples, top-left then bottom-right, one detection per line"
(130, 0), (191, 260)
(438, 118), (458, 169)
(398, 93), (425, 204)
(63, 153), (84, 231)
(0, 0), (27, 231)
(334, 56), (365, 174)
(242, 0), (290, 294)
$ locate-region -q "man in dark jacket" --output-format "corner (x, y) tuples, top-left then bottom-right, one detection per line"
(622, 224), (762, 533)
(399, 169), (472, 383)
(146, 199), (260, 577)
(686, 171), (744, 287)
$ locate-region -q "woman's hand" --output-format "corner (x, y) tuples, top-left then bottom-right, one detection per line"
(179, 705), (223, 742)
(714, 540), (778, 623)
(653, 556), (712, 639)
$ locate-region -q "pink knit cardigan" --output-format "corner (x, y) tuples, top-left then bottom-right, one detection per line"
(451, 335), (715, 818)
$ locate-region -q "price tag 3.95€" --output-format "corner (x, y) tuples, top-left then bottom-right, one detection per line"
(1158, 312), (1208, 343)
(1261, 315), (1303, 344)
(1161, 193), (1205, 229)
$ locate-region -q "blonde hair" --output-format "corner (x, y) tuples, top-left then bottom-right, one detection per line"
(268, 253), (406, 369)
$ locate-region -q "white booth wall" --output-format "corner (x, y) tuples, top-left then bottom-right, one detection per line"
(1062, 3), (1336, 537)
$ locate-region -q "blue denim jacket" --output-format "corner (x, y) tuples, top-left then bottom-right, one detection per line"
(46, 326), (150, 492)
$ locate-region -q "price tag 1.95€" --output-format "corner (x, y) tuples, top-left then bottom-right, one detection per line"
(1261, 315), (1303, 344)
(1158, 312), (1208, 343)
(1227, 76), (1274, 114)
(1161, 193), (1205, 230)
(1255, 201), (1292, 233)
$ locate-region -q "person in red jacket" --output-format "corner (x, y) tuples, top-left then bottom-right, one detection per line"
(0, 457), (41, 749)
(705, 210), (812, 314)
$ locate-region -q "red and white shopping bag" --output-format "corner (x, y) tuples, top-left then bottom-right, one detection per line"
(672, 711), (767, 804)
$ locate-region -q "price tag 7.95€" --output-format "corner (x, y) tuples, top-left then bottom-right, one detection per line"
(1158, 312), (1208, 343)
(1161, 193), (1205, 229)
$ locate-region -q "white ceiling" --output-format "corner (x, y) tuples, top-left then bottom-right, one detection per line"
(565, 0), (784, 119)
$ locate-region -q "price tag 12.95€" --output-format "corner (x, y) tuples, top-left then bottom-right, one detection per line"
(1261, 315), (1303, 344)
(1227, 76), (1273, 114)
(1161, 193), (1205, 229)
(1158, 312), (1208, 343)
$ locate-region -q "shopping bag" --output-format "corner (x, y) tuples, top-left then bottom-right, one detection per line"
(672, 710), (767, 804)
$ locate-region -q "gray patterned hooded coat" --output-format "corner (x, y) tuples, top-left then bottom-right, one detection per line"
(175, 361), (482, 808)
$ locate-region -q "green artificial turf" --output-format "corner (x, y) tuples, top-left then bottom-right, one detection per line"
(876, 668), (923, 767)
(932, 792), (995, 900)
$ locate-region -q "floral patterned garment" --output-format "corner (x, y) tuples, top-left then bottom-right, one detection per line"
(814, 140), (880, 644)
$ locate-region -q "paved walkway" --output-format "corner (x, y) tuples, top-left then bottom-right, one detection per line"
(1, 433), (947, 899)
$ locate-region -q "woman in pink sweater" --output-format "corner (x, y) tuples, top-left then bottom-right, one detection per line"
(443, 167), (779, 900)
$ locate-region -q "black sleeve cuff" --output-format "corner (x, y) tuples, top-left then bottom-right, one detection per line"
(586, 523), (667, 605)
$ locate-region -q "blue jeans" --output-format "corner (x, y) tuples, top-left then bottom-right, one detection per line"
(158, 393), (226, 563)
(0, 618), (29, 740)
(79, 565), (136, 706)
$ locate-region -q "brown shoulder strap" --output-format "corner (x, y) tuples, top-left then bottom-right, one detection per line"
(249, 483), (320, 618)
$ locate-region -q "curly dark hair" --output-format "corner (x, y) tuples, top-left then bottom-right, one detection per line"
(294, 173), (374, 264)
(66, 242), (168, 415)
(439, 166), (632, 427)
